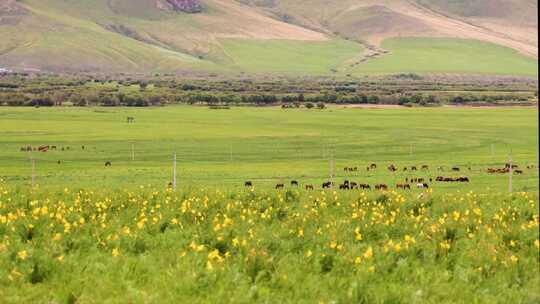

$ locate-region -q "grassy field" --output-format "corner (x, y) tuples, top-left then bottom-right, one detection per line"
(0, 105), (539, 303)
(220, 39), (362, 75)
(0, 106), (538, 190)
(348, 38), (538, 76)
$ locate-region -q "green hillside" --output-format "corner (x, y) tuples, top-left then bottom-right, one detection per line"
(347, 38), (539, 76)
(0, 0), (537, 76)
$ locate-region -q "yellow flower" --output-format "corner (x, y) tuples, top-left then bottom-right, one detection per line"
(510, 255), (518, 264)
(112, 248), (120, 257)
(363, 247), (373, 259)
(440, 240), (451, 250)
(534, 239), (539, 249)
(354, 256), (362, 265)
(368, 266), (375, 273)
(57, 255), (65, 262)
(17, 250), (28, 260)
(305, 250), (312, 258)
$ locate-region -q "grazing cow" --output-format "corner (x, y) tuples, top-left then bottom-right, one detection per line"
(51, 146), (57, 150)
(275, 183), (285, 189)
(350, 182), (358, 189)
(322, 181), (333, 189)
(245, 181), (253, 187)
(411, 166), (417, 171)
(388, 164), (397, 172)
(403, 167), (408, 172)
(370, 163), (377, 170)
(396, 184), (410, 190)
(505, 163), (519, 169)
(291, 180), (299, 186)
(359, 184), (371, 190)
(514, 170), (524, 175)
(305, 185), (314, 190)
(452, 166), (460, 172)
(421, 165), (429, 170)
(105, 161), (112, 167)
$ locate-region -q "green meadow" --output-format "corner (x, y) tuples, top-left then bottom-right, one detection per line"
(0, 106), (537, 191)
(350, 38), (539, 76)
(0, 105), (539, 303)
(220, 39), (363, 74)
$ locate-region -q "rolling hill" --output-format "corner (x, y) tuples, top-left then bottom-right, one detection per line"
(0, 0), (537, 76)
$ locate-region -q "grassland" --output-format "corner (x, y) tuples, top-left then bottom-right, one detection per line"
(0, 182), (538, 303)
(220, 39), (362, 74)
(0, 106), (537, 190)
(348, 38), (539, 76)
(0, 105), (538, 303)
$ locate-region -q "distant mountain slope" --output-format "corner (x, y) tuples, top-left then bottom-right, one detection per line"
(0, 0), (537, 75)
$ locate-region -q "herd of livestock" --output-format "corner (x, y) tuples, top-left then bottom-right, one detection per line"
(245, 162), (533, 191)
(18, 146), (534, 191)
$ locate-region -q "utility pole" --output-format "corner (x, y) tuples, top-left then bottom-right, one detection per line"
(173, 153), (177, 191)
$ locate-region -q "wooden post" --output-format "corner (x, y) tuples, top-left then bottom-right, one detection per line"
(173, 153), (177, 191)
(31, 158), (35, 188)
(330, 150), (334, 187)
(508, 154), (513, 193)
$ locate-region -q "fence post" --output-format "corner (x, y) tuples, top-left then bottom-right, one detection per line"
(508, 154), (513, 193)
(31, 158), (35, 188)
(173, 153), (177, 191)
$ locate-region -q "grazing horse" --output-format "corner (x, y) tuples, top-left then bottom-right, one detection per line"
(322, 181), (333, 189)
(245, 181), (253, 187)
(388, 164), (397, 172)
(359, 184), (371, 190)
(452, 166), (460, 172)
(291, 180), (299, 186)
(305, 185), (314, 190)
(275, 183), (285, 189)
(38, 145), (49, 152)
(105, 161), (112, 167)
(375, 184), (388, 191)
(370, 163), (377, 170)
(421, 165), (429, 170)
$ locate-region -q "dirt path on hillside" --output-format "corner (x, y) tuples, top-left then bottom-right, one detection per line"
(400, 0), (538, 58)
(341, 0), (537, 58)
